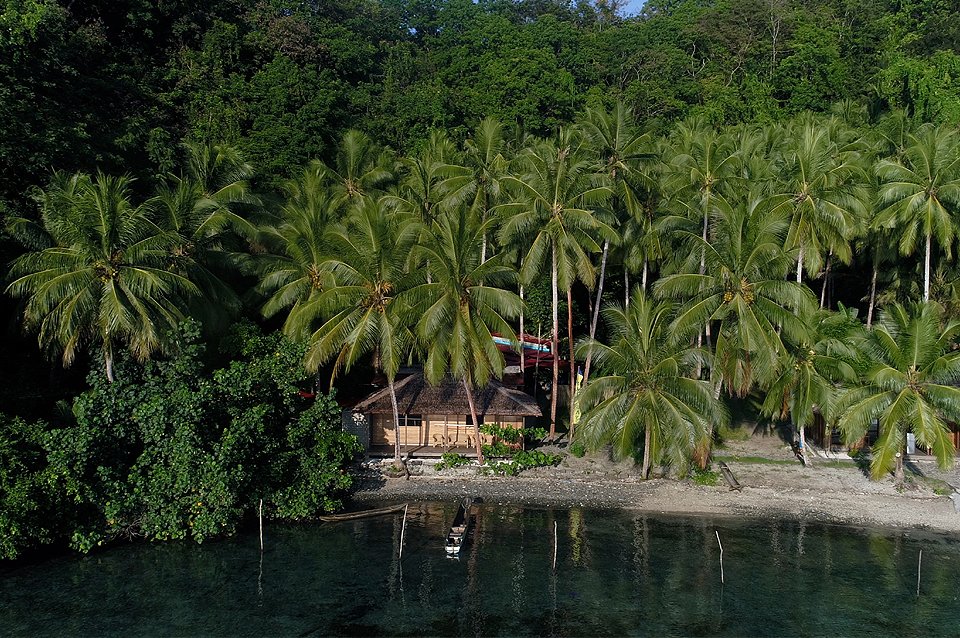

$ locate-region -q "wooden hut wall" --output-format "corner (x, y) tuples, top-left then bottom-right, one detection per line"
(371, 413), (523, 450)
(372, 414), (425, 447)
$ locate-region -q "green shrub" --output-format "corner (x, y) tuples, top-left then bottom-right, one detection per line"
(483, 449), (562, 476)
(569, 440), (586, 458)
(691, 467), (720, 486)
(481, 441), (512, 459)
(435, 452), (471, 471)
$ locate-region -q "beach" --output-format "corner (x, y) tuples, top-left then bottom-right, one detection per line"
(350, 433), (960, 533)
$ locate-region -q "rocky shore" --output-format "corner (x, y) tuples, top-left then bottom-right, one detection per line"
(348, 437), (960, 534)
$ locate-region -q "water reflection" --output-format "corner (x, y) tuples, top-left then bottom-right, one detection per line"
(3, 504), (960, 637)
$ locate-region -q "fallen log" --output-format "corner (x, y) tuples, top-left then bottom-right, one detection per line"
(717, 461), (742, 492)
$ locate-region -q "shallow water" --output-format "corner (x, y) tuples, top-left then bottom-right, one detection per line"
(2, 503), (959, 636)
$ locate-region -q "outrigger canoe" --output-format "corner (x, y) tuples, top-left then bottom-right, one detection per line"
(445, 498), (478, 555)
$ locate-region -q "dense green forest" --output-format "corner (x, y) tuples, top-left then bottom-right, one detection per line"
(3, 0), (960, 559)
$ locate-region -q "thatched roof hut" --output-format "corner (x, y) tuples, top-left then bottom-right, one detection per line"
(354, 372), (541, 418)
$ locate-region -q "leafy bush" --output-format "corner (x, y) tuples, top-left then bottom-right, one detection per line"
(483, 450), (562, 476)
(0, 414), (68, 560)
(569, 440), (586, 458)
(434, 452), (471, 471)
(481, 441), (512, 459)
(1, 321), (361, 558)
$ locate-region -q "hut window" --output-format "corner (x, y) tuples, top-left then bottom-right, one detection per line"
(404, 414), (423, 427)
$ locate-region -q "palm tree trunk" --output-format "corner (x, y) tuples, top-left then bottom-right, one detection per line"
(389, 377), (402, 464)
(796, 244), (804, 284)
(550, 244), (559, 439)
(567, 287), (576, 440)
(104, 341), (115, 383)
(463, 377), (484, 464)
(583, 240), (609, 385)
(799, 423), (811, 467)
(895, 438), (905, 485)
(641, 425), (651, 480)
(819, 251), (832, 309)
(641, 258), (648, 292)
(867, 263), (878, 329)
(700, 202), (709, 277)
(624, 270), (629, 307)
(924, 231), (932, 302)
(519, 285), (525, 373)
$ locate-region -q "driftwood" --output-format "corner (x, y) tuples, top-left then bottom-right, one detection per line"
(318, 503), (408, 522)
(717, 461), (742, 492)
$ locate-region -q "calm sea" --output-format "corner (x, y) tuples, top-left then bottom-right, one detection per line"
(2, 502), (958, 636)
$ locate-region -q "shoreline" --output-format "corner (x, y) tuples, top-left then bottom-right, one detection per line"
(348, 457), (960, 535)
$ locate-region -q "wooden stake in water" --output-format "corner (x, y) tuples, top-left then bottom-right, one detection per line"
(258, 499), (264, 551)
(917, 549), (922, 597)
(716, 530), (724, 584)
(399, 504), (409, 560)
(553, 520), (558, 570)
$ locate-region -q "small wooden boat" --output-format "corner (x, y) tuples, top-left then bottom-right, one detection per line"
(318, 503), (408, 522)
(445, 498), (474, 555)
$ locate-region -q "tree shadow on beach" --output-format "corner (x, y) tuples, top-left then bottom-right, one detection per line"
(850, 449), (872, 478)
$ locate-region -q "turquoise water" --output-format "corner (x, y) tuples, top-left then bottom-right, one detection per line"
(2, 503), (959, 636)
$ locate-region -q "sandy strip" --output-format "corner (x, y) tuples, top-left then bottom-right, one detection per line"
(349, 459), (960, 534)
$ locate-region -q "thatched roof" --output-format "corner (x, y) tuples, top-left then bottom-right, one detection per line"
(354, 373), (541, 417)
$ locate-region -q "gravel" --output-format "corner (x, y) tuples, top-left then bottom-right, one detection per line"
(347, 450), (960, 533)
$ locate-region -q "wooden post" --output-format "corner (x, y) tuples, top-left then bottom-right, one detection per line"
(533, 324), (542, 400)
(715, 530), (724, 584)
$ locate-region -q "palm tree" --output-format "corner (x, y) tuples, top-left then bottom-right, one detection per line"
(409, 206), (522, 463)
(255, 164), (342, 336)
(498, 129), (613, 437)
(576, 290), (727, 478)
(6, 172), (196, 381)
(441, 117), (510, 262)
(579, 102), (654, 384)
(152, 142), (259, 329)
(837, 302), (960, 483)
(874, 124), (960, 302)
(777, 115), (868, 289)
(384, 130), (468, 228)
(318, 129), (394, 210)
(656, 193), (815, 399)
(296, 198), (420, 464)
(660, 120), (740, 278)
(761, 306), (862, 467)
(658, 121), (743, 361)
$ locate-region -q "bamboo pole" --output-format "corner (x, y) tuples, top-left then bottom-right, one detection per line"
(716, 530), (724, 584)
(553, 520), (558, 570)
(917, 549), (922, 596)
(399, 504), (409, 560)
